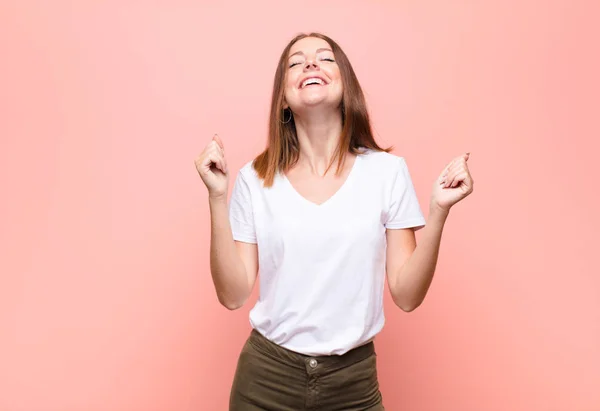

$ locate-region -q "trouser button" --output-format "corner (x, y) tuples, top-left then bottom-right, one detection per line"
(308, 358), (318, 368)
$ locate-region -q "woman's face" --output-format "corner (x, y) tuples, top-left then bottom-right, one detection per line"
(283, 37), (343, 112)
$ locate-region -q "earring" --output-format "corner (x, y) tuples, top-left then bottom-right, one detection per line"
(281, 108), (292, 124)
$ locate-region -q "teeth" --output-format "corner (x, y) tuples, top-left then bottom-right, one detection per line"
(302, 78), (325, 88)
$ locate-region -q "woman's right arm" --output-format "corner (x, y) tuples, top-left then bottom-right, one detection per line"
(209, 195), (258, 310)
(196, 134), (259, 310)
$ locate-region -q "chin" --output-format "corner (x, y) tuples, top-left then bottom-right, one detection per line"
(287, 88), (343, 111)
(293, 96), (343, 111)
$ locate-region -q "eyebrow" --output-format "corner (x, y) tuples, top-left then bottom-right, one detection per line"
(288, 48), (333, 59)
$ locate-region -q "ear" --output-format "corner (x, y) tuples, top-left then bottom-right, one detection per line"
(282, 100), (289, 110)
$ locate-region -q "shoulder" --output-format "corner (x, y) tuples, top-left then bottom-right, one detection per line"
(358, 149), (410, 175)
(232, 160), (266, 194)
(236, 160), (259, 181)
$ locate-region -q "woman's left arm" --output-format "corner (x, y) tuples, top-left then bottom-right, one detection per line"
(386, 153), (474, 312)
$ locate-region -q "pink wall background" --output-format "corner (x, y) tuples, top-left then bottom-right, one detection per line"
(1, 1), (598, 410)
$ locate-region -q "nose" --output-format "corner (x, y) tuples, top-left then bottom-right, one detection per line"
(304, 59), (319, 70)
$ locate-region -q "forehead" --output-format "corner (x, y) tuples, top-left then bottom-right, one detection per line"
(288, 37), (333, 56)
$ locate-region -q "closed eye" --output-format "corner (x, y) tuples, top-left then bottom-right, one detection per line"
(288, 57), (334, 68)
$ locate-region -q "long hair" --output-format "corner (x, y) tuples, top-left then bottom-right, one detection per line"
(253, 32), (391, 187)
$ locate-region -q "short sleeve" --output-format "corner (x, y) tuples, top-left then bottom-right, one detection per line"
(229, 170), (257, 243)
(385, 157), (426, 230)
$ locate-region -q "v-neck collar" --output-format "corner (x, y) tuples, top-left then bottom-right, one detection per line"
(281, 154), (361, 208)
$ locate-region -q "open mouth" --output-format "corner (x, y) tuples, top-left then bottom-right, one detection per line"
(300, 76), (328, 89)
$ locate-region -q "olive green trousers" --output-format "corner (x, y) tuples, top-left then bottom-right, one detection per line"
(229, 329), (385, 410)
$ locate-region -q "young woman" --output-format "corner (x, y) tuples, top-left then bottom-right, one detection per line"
(196, 32), (474, 411)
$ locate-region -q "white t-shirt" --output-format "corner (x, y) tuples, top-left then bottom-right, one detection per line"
(228, 149), (426, 356)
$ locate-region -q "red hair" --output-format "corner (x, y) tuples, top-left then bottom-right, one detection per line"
(253, 32), (391, 187)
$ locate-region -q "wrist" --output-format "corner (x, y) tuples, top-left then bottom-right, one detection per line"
(429, 203), (450, 221)
(208, 192), (228, 206)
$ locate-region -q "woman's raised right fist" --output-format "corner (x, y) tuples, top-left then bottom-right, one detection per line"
(195, 134), (229, 199)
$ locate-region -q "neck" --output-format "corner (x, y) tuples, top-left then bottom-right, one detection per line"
(293, 107), (344, 175)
